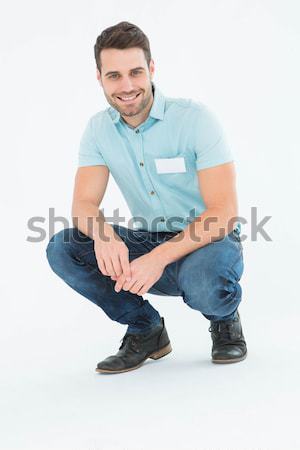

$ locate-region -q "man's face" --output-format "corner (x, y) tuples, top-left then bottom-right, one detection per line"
(96, 47), (155, 118)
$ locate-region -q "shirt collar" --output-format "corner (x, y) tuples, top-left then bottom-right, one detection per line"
(108, 81), (165, 124)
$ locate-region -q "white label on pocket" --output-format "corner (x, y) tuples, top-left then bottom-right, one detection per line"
(155, 157), (186, 174)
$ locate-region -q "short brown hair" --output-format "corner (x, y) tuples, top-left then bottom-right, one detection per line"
(94, 21), (152, 73)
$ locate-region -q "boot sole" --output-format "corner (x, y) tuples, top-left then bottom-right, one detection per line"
(212, 352), (247, 364)
(95, 342), (172, 374)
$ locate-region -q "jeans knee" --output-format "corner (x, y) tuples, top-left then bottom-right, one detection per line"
(46, 228), (74, 271)
(183, 277), (242, 317)
(183, 290), (215, 315)
(179, 257), (243, 316)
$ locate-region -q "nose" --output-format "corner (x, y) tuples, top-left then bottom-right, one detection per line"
(117, 76), (136, 95)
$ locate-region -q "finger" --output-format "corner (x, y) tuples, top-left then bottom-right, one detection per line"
(136, 277), (152, 296)
(114, 273), (126, 292)
(129, 280), (145, 295)
(111, 255), (123, 278)
(104, 257), (117, 277)
(136, 283), (150, 296)
(119, 251), (132, 281)
(120, 276), (137, 292)
(98, 258), (109, 276)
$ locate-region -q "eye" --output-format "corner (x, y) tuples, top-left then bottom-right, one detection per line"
(109, 74), (119, 79)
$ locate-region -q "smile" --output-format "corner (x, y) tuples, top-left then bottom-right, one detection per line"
(116, 92), (141, 103)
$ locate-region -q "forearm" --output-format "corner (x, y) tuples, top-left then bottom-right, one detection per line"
(71, 201), (114, 242)
(151, 206), (237, 266)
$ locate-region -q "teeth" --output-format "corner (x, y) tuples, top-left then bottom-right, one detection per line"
(119, 93), (139, 101)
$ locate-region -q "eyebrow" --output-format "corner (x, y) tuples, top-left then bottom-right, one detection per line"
(104, 67), (145, 77)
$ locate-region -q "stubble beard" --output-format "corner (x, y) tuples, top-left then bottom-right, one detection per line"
(104, 85), (152, 118)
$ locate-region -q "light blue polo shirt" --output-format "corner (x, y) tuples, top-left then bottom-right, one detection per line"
(78, 82), (240, 233)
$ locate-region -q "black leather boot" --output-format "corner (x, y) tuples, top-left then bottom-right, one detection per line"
(209, 310), (247, 363)
(95, 317), (172, 374)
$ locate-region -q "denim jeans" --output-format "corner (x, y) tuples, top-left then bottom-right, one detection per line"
(46, 225), (244, 334)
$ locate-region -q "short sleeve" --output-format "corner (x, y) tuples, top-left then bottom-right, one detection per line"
(78, 117), (108, 167)
(191, 106), (234, 170)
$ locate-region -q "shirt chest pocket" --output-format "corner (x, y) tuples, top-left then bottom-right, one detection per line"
(153, 152), (196, 178)
(154, 156), (187, 174)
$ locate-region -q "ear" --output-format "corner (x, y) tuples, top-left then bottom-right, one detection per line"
(96, 68), (102, 86)
(149, 59), (155, 80)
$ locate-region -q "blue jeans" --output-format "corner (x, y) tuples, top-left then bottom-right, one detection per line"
(46, 225), (244, 334)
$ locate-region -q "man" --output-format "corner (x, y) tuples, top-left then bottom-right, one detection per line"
(46, 21), (247, 374)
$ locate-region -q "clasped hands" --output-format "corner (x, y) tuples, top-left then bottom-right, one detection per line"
(111, 252), (166, 296)
(94, 228), (167, 297)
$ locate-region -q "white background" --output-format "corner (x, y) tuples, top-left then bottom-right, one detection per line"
(1, 1), (299, 449)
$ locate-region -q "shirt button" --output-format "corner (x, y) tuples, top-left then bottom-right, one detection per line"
(150, 190), (155, 195)
(135, 129), (140, 134)
(160, 218), (165, 222)
(139, 162), (144, 167)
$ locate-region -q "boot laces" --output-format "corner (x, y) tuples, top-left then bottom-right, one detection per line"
(208, 319), (240, 345)
(119, 334), (141, 352)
